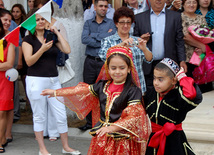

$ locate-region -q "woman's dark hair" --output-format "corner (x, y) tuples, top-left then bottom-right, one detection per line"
(0, 8), (12, 18)
(11, 4), (26, 25)
(0, 9), (11, 48)
(154, 62), (175, 79)
(113, 6), (135, 24)
(107, 53), (137, 106)
(0, 19), (7, 48)
(197, 0), (213, 10)
(34, 0), (41, 8)
(34, 0), (54, 15)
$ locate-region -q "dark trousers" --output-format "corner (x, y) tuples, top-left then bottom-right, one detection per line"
(83, 56), (104, 127)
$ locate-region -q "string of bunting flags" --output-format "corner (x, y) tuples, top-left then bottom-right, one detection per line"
(0, 0), (63, 62)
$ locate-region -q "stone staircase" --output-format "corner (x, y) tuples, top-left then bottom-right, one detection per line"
(183, 90), (214, 155)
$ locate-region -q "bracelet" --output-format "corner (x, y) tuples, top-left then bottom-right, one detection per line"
(176, 71), (184, 77)
(54, 90), (57, 97)
(176, 72), (187, 81)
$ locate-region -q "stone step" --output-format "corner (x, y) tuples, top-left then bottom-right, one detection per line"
(189, 142), (214, 155)
(183, 90), (214, 154)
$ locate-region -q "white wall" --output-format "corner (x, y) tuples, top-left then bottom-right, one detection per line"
(3, 0), (28, 12)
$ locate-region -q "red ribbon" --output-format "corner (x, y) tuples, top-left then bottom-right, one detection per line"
(148, 122), (182, 155)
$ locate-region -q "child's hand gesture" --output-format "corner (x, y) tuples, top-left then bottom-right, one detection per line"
(41, 89), (55, 98)
(176, 67), (187, 81)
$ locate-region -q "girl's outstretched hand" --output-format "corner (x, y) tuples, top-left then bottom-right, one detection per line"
(41, 89), (55, 98)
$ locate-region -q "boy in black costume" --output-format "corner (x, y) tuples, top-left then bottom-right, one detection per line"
(145, 58), (203, 155)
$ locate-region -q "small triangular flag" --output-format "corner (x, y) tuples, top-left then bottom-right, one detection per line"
(36, 1), (52, 23)
(21, 14), (36, 34)
(5, 27), (20, 47)
(52, 0), (63, 8)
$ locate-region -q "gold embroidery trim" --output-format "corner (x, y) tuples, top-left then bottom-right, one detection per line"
(105, 94), (120, 124)
(163, 100), (179, 111)
(104, 81), (121, 125)
(128, 101), (141, 106)
(160, 114), (176, 123)
(183, 142), (196, 155)
(88, 123), (104, 135)
(107, 132), (130, 138)
(128, 99), (141, 104)
(113, 123), (147, 143)
(146, 100), (156, 110)
(89, 85), (98, 97)
(179, 87), (198, 107)
(150, 113), (155, 120)
(155, 93), (161, 124)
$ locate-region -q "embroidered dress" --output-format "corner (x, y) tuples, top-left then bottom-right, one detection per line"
(54, 46), (151, 155)
(0, 43), (14, 111)
(144, 77), (202, 155)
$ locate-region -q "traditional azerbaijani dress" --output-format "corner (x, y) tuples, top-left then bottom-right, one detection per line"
(144, 76), (202, 155)
(54, 46), (151, 155)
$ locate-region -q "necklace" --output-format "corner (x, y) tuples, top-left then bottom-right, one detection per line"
(113, 81), (126, 85)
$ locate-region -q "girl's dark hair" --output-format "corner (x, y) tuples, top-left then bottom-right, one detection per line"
(0, 8), (12, 18)
(154, 62), (175, 78)
(0, 20), (7, 48)
(11, 4), (27, 25)
(113, 6), (135, 24)
(107, 53), (136, 106)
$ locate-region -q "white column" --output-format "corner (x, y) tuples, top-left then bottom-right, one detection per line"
(3, 0), (27, 13)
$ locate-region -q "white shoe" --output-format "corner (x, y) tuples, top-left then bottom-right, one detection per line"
(62, 148), (81, 155)
(39, 151), (51, 155)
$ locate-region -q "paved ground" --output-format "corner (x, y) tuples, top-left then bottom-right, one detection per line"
(3, 132), (91, 155)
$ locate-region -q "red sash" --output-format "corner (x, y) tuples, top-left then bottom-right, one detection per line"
(148, 122), (183, 155)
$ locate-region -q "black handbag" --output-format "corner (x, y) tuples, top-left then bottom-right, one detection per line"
(44, 30), (69, 66)
(56, 51), (69, 66)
